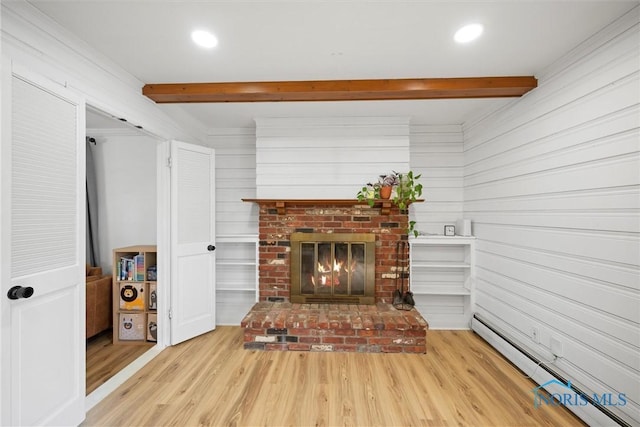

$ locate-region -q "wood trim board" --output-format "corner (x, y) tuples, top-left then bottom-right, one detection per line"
(143, 76), (537, 103)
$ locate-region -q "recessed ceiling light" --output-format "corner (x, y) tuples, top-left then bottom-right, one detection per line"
(454, 24), (483, 43)
(191, 30), (218, 49)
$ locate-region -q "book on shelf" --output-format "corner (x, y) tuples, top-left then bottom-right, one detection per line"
(134, 253), (145, 281)
(147, 265), (157, 281)
(117, 253), (145, 281)
(117, 257), (134, 281)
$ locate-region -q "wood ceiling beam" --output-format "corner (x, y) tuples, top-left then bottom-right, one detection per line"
(142, 76), (537, 103)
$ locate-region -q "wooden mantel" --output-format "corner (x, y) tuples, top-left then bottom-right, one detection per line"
(143, 76), (537, 103)
(242, 198), (423, 215)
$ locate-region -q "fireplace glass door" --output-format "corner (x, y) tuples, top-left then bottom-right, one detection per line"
(291, 233), (375, 304)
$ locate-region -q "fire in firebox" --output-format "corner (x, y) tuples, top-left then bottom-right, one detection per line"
(291, 233), (375, 304)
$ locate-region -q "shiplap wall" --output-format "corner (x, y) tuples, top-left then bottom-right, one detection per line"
(209, 123), (466, 325)
(206, 129), (258, 325)
(409, 125), (468, 328)
(206, 128), (258, 236)
(410, 125), (464, 235)
(463, 7), (639, 425)
(255, 117), (410, 199)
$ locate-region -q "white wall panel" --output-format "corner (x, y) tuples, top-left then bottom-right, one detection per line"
(216, 290), (258, 326)
(463, 7), (640, 425)
(476, 267), (638, 349)
(206, 129), (258, 325)
(475, 287), (639, 406)
(206, 129), (257, 236)
(474, 223), (639, 266)
(410, 125), (464, 237)
(479, 240), (639, 292)
(255, 117), (410, 199)
(409, 126), (468, 327)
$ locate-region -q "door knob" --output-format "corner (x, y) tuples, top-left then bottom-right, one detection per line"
(207, 245), (216, 251)
(7, 286), (34, 300)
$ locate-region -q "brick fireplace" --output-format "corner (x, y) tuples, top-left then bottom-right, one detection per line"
(243, 199), (411, 303)
(240, 199), (429, 353)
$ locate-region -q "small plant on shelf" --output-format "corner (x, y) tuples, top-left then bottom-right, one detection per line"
(356, 171), (424, 237)
(379, 172), (400, 187)
(356, 172), (400, 206)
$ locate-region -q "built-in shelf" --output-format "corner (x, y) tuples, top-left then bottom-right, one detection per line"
(409, 235), (476, 329)
(411, 286), (472, 296)
(216, 234), (259, 302)
(217, 260), (257, 266)
(216, 287), (257, 292)
(411, 261), (471, 269)
(242, 198), (423, 215)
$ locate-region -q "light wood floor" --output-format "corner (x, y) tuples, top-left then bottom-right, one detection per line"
(83, 326), (585, 426)
(86, 330), (155, 395)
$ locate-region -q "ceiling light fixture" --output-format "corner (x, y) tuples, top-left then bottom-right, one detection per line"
(454, 23), (483, 43)
(191, 30), (218, 49)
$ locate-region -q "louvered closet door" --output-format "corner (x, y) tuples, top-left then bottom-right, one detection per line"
(1, 67), (85, 426)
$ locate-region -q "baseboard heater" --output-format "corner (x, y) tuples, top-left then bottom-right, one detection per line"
(471, 313), (631, 427)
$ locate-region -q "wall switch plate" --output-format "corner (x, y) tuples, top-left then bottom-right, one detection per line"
(551, 336), (563, 358)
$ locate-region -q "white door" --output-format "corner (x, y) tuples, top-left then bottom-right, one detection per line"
(0, 65), (85, 425)
(170, 141), (216, 345)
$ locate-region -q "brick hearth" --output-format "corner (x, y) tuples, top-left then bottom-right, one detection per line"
(241, 302), (428, 353)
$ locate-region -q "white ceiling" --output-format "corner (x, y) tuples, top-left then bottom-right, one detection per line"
(28, 0), (637, 130)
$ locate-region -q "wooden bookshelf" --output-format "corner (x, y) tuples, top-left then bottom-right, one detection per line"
(112, 245), (157, 345)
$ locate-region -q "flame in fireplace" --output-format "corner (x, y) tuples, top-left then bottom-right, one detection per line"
(311, 259), (346, 287)
(290, 232), (375, 303)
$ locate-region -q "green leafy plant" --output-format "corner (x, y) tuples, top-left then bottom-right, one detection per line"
(394, 171), (423, 237)
(356, 172), (399, 206)
(356, 171), (424, 236)
(356, 182), (379, 207)
(393, 171), (423, 209)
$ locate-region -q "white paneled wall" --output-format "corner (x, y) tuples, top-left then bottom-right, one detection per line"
(463, 8), (639, 426)
(255, 117), (410, 199)
(409, 125), (468, 328)
(206, 128), (258, 236)
(207, 129), (258, 325)
(410, 125), (464, 235)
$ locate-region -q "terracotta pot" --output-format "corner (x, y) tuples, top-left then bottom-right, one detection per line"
(379, 185), (392, 199)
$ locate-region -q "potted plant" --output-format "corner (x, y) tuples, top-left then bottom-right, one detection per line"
(378, 172), (399, 199)
(356, 171), (424, 237)
(393, 171), (423, 237)
(356, 172), (399, 205)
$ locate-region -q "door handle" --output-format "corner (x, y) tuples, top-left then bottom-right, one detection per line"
(7, 286), (34, 300)
(207, 245), (216, 252)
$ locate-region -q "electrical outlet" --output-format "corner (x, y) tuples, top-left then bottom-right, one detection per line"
(531, 326), (540, 343)
(551, 336), (563, 358)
